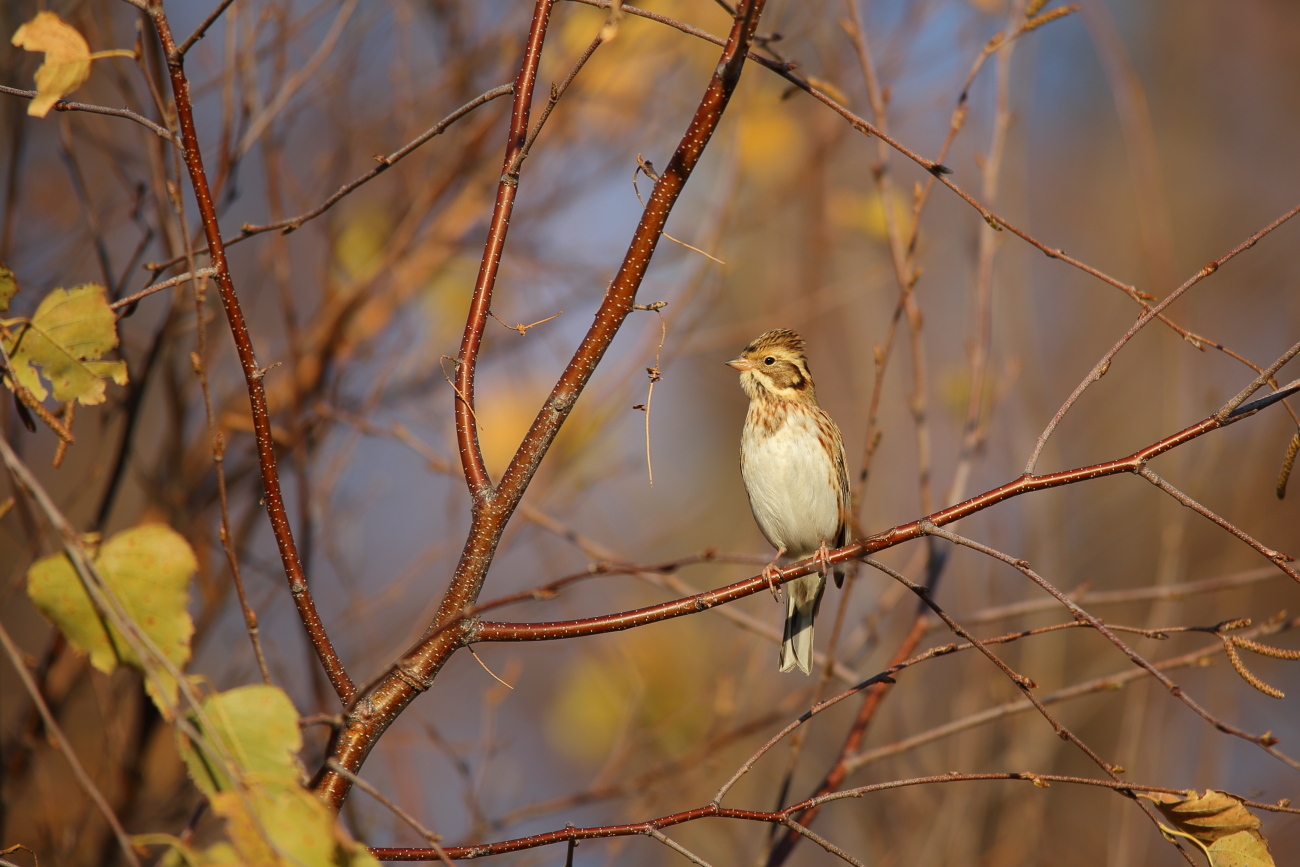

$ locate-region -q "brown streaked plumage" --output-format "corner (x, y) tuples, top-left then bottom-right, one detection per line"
(727, 329), (851, 674)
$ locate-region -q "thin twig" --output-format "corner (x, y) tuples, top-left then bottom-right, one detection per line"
(0, 622), (143, 867)
(0, 84), (179, 143)
(147, 2), (354, 702)
(325, 759), (453, 866)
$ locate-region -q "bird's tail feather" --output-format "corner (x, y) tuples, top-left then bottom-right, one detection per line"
(780, 592), (817, 674)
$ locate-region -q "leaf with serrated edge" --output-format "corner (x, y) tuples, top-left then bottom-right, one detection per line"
(2, 283), (127, 405)
(11, 12), (92, 117)
(26, 524), (196, 710)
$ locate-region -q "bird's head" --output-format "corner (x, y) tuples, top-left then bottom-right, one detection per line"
(726, 329), (817, 403)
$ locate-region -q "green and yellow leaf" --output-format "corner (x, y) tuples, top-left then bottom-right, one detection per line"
(2, 283), (128, 405)
(26, 524), (196, 710)
(172, 684), (378, 867)
(177, 684), (303, 797)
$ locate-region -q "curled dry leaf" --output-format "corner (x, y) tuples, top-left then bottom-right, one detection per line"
(1138, 790), (1275, 867)
(11, 12), (134, 117)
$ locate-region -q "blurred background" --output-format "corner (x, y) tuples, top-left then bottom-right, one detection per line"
(2, 0), (1299, 864)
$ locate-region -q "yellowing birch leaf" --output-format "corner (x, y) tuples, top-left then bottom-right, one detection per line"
(12, 12), (92, 117)
(173, 685), (378, 867)
(213, 786), (379, 867)
(177, 684), (302, 797)
(2, 283), (128, 405)
(26, 524), (196, 710)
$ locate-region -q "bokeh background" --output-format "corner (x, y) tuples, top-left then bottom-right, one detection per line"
(2, 0), (1299, 864)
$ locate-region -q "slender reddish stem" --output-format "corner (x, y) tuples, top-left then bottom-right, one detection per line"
(147, 2), (354, 702)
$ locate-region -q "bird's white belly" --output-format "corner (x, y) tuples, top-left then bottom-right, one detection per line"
(741, 413), (840, 559)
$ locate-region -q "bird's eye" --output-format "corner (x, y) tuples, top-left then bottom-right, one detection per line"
(764, 356), (776, 366)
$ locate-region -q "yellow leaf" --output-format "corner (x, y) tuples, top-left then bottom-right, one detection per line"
(12, 11), (91, 117)
(2, 283), (128, 405)
(177, 684), (303, 797)
(1142, 789), (1274, 866)
(171, 683), (378, 867)
(26, 524), (196, 711)
(213, 786), (380, 867)
(1208, 829), (1275, 867)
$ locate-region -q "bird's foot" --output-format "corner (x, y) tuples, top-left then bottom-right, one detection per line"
(762, 550), (785, 601)
(814, 541), (833, 578)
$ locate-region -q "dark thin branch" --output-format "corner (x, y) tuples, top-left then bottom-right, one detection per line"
(847, 614), (1300, 773)
(1026, 208), (1300, 473)
(178, 0), (238, 56)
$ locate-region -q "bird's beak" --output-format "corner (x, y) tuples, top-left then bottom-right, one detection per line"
(725, 356), (752, 371)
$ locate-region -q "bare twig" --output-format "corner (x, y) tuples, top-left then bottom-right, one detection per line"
(0, 622), (143, 867)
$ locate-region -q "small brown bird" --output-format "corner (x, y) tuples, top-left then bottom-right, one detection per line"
(727, 329), (851, 674)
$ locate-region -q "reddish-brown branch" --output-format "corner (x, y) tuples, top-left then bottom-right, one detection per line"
(367, 772), (1298, 861)
(473, 379), (1297, 643)
(146, 2), (354, 703)
(314, 0), (771, 810)
(453, 1), (556, 501)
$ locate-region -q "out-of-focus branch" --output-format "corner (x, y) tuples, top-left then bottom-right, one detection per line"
(0, 622), (143, 867)
(572, 0), (1297, 402)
